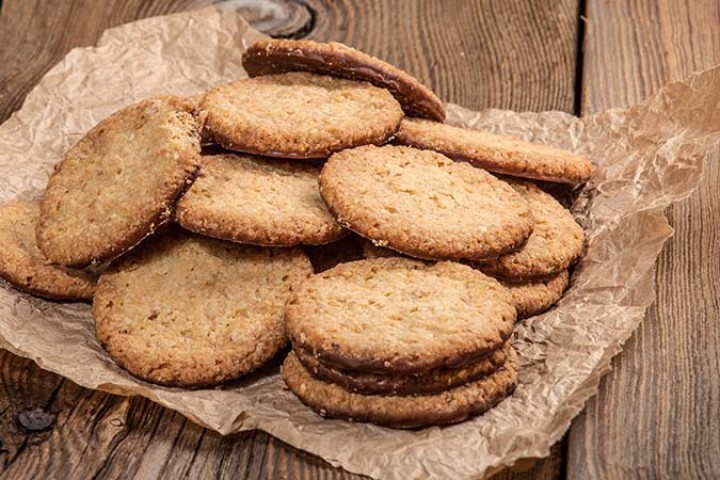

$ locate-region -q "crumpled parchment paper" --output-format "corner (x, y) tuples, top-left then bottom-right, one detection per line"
(0, 8), (719, 480)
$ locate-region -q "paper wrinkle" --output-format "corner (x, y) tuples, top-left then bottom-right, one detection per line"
(0, 7), (719, 480)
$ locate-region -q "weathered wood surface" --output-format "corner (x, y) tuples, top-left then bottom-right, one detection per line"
(567, 0), (720, 478)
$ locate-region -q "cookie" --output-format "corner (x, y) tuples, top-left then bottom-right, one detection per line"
(93, 232), (312, 387)
(242, 39), (446, 121)
(286, 257), (516, 374)
(175, 153), (346, 246)
(295, 341), (511, 395)
(395, 118), (593, 184)
(0, 200), (95, 301)
(502, 270), (569, 319)
(198, 72), (403, 159)
(480, 180), (584, 280)
(37, 96), (200, 268)
(282, 348), (518, 429)
(319, 145), (533, 261)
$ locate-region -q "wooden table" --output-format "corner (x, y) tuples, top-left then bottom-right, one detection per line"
(1, 0), (718, 478)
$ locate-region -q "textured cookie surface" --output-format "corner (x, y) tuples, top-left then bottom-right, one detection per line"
(37, 96), (201, 267)
(396, 118), (593, 184)
(502, 270), (569, 319)
(0, 201), (95, 301)
(286, 257), (516, 374)
(93, 232), (312, 387)
(320, 145), (533, 261)
(242, 39), (446, 121)
(199, 72), (403, 159)
(481, 180), (584, 280)
(175, 153), (345, 246)
(282, 348), (518, 428)
(295, 341), (510, 395)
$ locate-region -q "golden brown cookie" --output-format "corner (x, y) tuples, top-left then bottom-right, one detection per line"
(242, 39), (446, 121)
(295, 341), (511, 395)
(395, 118), (593, 184)
(480, 180), (584, 280)
(93, 232), (312, 387)
(501, 270), (569, 319)
(37, 96), (201, 268)
(0, 200), (95, 301)
(282, 348), (518, 429)
(198, 72), (403, 159)
(319, 145), (533, 261)
(175, 153), (346, 246)
(286, 257), (516, 374)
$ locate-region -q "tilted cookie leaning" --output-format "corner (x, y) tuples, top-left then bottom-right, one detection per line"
(242, 38), (446, 121)
(37, 96), (201, 268)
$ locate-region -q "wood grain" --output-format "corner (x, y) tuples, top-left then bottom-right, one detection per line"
(0, 0), (216, 122)
(0, 351), (360, 479)
(568, 0), (720, 478)
(0, 0), (581, 478)
(302, 0), (579, 113)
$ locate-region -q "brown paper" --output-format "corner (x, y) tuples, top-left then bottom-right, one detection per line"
(0, 7), (719, 479)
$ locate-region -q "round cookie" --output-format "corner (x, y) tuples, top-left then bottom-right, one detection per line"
(93, 232), (312, 387)
(282, 348), (518, 429)
(295, 341), (511, 395)
(0, 200), (95, 301)
(286, 257), (516, 374)
(501, 270), (569, 319)
(242, 39), (446, 121)
(37, 96), (201, 268)
(480, 180), (584, 280)
(198, 72), (403, 159)
(175, 153), (346, 246)
(395, 118), (593, 185)
(319, 145), (533, 261)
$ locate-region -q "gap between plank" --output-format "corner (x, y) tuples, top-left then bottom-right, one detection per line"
(573, 0), (588, 116)
(562, 0), (588, 477)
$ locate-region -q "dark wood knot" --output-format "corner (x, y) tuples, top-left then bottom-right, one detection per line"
(216, 0), (317, 39)
(16, 408), (56, 433)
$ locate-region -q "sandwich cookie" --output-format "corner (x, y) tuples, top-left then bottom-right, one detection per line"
(295, 341), (511, 396)
(286, 257), (516, 374)
(282, 348), (518, 429)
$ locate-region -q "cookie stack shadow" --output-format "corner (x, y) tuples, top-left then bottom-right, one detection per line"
(0, 38), (593, 429)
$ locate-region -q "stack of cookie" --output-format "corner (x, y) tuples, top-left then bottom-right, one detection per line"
(283, 258), (519, 428)
(0, 38), (591, 428)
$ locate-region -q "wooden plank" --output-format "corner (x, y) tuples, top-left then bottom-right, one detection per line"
(302, 0), (580, 112)
(0, 0), (581, 478)
(567, 0), (720, 478)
